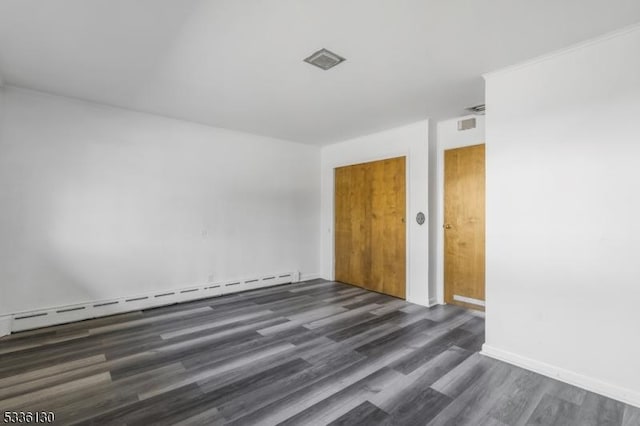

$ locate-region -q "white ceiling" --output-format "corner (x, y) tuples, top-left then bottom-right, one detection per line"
(1, 1), (639, 145)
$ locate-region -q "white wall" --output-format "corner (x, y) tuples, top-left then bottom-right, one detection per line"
(483, 26), (640, 406)
(0, 85), (9, 336)
(0, 87), (321, 317)
(320, 121), (430, 306)
(427, 122), (438, 305)
(435, 116), (486, 304)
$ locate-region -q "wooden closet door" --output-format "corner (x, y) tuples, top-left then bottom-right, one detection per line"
(335, 157), (406, 299)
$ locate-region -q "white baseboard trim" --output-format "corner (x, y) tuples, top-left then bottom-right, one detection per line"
(0, 316), (12, 338)
(299, 273), (322, 282)
(6, 271), (299, 334)
(428, 297), (438, 307)
(481, 344), (640, 408)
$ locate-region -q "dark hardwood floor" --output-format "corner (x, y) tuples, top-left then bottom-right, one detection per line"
(0, 279), (638, 425)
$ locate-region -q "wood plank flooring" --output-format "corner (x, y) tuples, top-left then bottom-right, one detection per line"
(0, 279), (637, 425)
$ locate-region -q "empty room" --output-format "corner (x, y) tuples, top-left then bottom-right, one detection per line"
(1, 1), (639, 425)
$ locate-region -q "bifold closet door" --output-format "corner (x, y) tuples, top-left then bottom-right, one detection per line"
(334, 156), (406, 299)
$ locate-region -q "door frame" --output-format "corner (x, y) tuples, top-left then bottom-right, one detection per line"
(334, 156), (408, 299)
(442, 143), (486, 310)
(328, 152), (412, 300)
(320, 121), (432, 307)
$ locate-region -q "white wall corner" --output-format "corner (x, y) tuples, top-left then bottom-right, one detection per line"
(427, 120), (438, 307)
(481, 344), (640, 409)
(0, 315), (12, 337)
(299, 273), (322, 282)
(482, 23), (640, 82)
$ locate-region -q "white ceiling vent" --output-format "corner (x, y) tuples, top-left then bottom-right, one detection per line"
(304, 48), (346, 70)
(466, 104), (486, 115)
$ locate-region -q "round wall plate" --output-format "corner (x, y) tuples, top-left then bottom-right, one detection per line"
(416, 212), (425, 225)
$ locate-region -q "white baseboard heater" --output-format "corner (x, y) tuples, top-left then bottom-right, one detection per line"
(7, 271), (301, 333)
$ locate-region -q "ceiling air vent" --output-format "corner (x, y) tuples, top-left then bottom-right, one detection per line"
(304, 48), (346, 70)
(466, 104), (486, 115)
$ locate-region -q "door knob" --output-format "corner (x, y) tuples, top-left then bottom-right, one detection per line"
(444, 224), (452, 229)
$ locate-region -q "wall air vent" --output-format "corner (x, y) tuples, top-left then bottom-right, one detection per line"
(466, 104), (486, 115)
(304, 48), (346, 70)
(458, 117), (477, 131)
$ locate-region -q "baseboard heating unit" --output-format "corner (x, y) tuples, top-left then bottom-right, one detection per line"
(6, 271), (301, 333)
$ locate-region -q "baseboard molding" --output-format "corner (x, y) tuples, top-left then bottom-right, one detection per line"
(481, 344), (640, 408)
(0, 316), (12, 338)
(6, 271), (299, 334)
(299, 273), (321, 282)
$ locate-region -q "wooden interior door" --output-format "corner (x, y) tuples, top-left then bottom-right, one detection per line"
(444, 144), (485, 310)
(334, 157), (406, 299)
